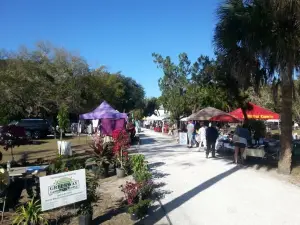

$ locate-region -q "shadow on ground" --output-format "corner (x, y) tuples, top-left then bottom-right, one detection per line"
(140, 131), (295, 224)
(143, 165), (241, 224)
(92, 206), (127, 225)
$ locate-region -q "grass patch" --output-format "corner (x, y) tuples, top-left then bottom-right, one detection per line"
(1, 135), (93, 163)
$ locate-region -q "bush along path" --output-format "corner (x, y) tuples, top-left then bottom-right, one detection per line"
(121, 154), (156, 222)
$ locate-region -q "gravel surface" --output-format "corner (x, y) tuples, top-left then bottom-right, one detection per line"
(140, 129), (300, 225)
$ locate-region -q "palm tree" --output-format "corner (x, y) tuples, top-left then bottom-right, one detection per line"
(214, 0), (300, 174)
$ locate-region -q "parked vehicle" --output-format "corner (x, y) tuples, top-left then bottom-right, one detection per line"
(10, 119), (52, 139)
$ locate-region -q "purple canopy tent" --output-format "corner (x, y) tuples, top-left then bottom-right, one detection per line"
(79, 101), (127, 135)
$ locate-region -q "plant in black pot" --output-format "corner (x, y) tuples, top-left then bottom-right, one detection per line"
(139, 180), (154, 200)
(112, 129), (130, 178)
(78, 202), (93, 225)
(77, 172), (99, 225)
(128, 199), (152, 221)
(90, 135), (114, 178)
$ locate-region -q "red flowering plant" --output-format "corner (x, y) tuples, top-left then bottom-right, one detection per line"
(112, 129), (130, 169)
(121, 181), (141, 205)
(89, 134), (114, 177)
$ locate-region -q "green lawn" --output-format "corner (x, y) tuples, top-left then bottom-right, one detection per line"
(2, 136), (93, 163)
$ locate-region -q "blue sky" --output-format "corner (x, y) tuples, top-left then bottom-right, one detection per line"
(1, 0), (219, 97)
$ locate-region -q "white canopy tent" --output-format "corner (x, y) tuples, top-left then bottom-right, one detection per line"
(147, 114), (161, 121)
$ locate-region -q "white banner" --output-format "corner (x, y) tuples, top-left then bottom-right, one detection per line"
(39, 169), (87, 211)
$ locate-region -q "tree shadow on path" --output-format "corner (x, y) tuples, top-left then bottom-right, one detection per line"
(148, 165), (241, 224)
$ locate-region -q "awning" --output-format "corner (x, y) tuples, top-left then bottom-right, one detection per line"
(79, 101), (127, 120)
(188, 107), (229, 121)
(229, 102), (279, 120)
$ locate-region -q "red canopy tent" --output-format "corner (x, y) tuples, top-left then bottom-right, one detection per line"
(229, 102), (279, 120)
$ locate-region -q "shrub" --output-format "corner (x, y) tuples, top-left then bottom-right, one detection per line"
(48, 155), (66, 174)
(112, 129), (130, 169)
(130, 154), (147, 174)
(139, 180), (154, 200)
(48, 155), (85, 175)
(128, 199), (151, 219)
(13, 198), (48, 225)
(77, 172), (99, 216)
(90, 135), (114, 176)
(121, 181), (141, 205)
(57, 104), (70, 141)
(133, 169), (152, 183)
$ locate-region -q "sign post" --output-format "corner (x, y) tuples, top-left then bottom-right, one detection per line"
(39, 169), (87, 211)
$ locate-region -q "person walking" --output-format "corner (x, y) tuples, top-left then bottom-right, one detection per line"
(187, 121), (195, 148)
(233, 124), (251, 164)
(198, 122), (207, 152)
(205, 123), (219, 158)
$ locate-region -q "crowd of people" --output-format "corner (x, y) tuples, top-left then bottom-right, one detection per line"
(184, 121), (251, 163)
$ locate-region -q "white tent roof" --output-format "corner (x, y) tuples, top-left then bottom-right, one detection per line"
(180, 117), (188, 121)
(147, 114), (161, 121)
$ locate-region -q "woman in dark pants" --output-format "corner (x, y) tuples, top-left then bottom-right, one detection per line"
(233, 125), (251, 164)
(205, 123), (219, 158)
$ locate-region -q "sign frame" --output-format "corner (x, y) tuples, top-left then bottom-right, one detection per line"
(39, 169), (87, 211)
(179, 132), (188, 145)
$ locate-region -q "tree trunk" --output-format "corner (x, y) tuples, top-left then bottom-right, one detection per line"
(278, 66), (293, 175)
(241, 107), (248, 124)
(60, 129), (63, 141)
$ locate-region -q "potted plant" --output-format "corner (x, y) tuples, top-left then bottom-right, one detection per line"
(57, 104), (71, 156)
(139, 180), (154, 200)
(13, 198), (48, 225)
(77, 172), (98, 225)
(89, 135), (114, 178)
(128, 199), (151, 221)
(78, 202), (93, 225)
(130, 154), (147, 174)
(121, 181), (141, 205)
(112, 129), (130, 178)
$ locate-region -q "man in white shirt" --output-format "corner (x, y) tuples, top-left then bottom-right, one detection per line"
(198, 123), (207, 151)
(187, 121), (195, 148)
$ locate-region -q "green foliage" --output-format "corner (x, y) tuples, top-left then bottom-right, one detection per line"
(152, 53), (190, 120)
(57, 104), (69, 140)
(153, 52), (233, 121)
(77, 172), (99, 216)
(90, 138), (114, 168)
(134, 170), (152, 183)
(48, 155), (66, 174)
(131, 154), (152, 182)
(214, 0), (300, 173)
(13, 198), (48, 225)
(143, 97), (159, 117)
(130, 154), (147, 174)
(128, 199), (151, 219)
(48, 155), (85, 175)
(132, 109), (144, 120)
(247, 120), (266, 140)
(0, 42), (145, 123)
